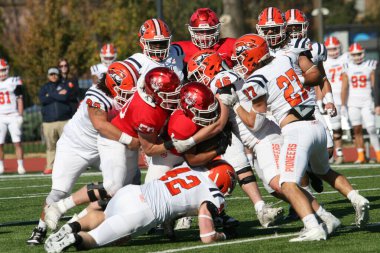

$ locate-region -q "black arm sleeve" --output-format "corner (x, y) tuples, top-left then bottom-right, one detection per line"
(14, 85), (23, 97)
(375, 70), (380, 107)
(203, 201), (220, 219)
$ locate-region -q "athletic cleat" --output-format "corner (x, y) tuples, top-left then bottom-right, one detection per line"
(307, 171), (324, 193)
(174, 217), (193, 230)
(27, 227), (47, 245)
(17, 166), (26, 175)
(46, 224), (73, 242)
(318, 212), (341, 235)
(334, 156), (344, 165)
(284, 205), (299, 221)
(0, 165), (4, 174)
(257, 204), (284, 228)
(44, 233), (76, 253)
(289, 223), (327, 242)
(351, 194), (370, 228)
(354, 159), (366, 164)
(163, 219), (176, 241)
(44, 202), (64, 230)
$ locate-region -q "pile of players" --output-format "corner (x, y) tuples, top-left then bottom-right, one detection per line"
(22, 6), (375, 252)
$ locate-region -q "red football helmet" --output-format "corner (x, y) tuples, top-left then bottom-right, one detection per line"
(180, 82), (219, 127)
(143, 67), (181, 110)
(285, 9), (309, 39)
(232, 34), (270, 79)
(100, 43), (117, 67)
(188, 8), (221, 49)
(349, 43), (365, 64)
(256, 7), (287, 47)
(207, 159), (237, 196)
(324, 36), (341, 59)
(187, 49), (222, 87)
(105, 61), (139, 106)
(0, 59), (9, 81)
(139, 19), (172, 61)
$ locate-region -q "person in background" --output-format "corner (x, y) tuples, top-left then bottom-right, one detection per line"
(39, 67), (75, 174)
(0, 58), (25, 174)
(58, 58), (79, 116)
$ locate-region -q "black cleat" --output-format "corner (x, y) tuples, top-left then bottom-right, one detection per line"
(27, 227), (47, 245)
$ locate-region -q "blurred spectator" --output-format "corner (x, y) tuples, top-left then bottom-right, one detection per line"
(58, 58), (79, 116)
(0, 58), (25, 174)
(39, 67), (74, 174)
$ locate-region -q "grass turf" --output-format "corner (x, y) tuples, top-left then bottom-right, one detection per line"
(0, 165), (379, 253)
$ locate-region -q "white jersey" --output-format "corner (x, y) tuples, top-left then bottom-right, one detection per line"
(90, 63), (108, 80)
(63, 86), (119, 155)
(0, 76), (22, 115)
(343, 60), (377, 108)
(323, 54), (349, 105)
(141, 167), (225, 223)
(209, 70), (276, 148)
(124, 44), (185, 82)
(243, 55), (315, 125)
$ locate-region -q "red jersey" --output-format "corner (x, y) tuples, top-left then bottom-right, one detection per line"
(173, 38), (236, 68)
(167, 109), (201, 155)
(112, 92), (169, 138)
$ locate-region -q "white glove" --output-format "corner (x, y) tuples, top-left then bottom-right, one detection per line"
(340, 105), (348, 118)
(325, 103), (337, 117)
(316, 100), (326, 114)
(218, 88), (238, 107)
(172, 137), (196, 153)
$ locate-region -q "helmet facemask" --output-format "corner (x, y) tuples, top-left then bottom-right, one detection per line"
(141, 37), (171, 62)
(190, 98), (219, 127)
(350, 52), (365, 64)
(157, 86), (181, 111)
(0, 67), (8, 81)
(286, 22), (308, 39)
(188, 23), (221, 49)
(257, 25), (286, 48)
(327, 47), (341, 59)
(114, 86), (136, 107)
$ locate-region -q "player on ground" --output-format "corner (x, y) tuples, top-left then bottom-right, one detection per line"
(173, 8), (236, 68)
(341, 43), (380, 163)
(90, 43), (117, 85)
(187, 50), (284, 228)
(44, 161), (236, 252)
(44, 67), (181, 230)
(27, 61), (139, 245)
(219, 34), (370, 241)
(0, 59), (25, 175)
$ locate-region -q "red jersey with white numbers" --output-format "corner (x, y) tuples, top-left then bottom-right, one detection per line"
(173, 38), (236, 68)
(112, 92), (169, 138)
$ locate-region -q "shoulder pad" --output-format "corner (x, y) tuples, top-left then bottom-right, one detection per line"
(170, 44), (184, 57)
(124, 53), (145, 72)
(85, 87), (113, 112)
(246, 74), (268, 88)
(311, 42), (327, 63)
(290, 38), (312, 52)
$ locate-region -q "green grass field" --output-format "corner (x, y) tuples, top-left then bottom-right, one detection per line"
(0, 164), (379, 253)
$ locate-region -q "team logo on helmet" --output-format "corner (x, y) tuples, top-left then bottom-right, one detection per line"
(150, 79), (162, 92)
(235, 45), (251, 55)
(139, 25), (147, 37)
(183, 91), (197, 108)
(108, 69), (126, 86)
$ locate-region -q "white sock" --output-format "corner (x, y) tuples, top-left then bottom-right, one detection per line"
(254, 200), (265, 213)
(77, 208), (88, 219)
(62, 196), (76, 211)
(367, 126), (380, 151)
(335, 148), (343, 157)
(316, 206), (328, 216)
(17, 159), (23, 167)
(302, 213), (319, 229)
(246, 153), (254, 168)
(347, 190), (358, 202)
(38, 219), (46, 230)
(0, 160), (3, 168)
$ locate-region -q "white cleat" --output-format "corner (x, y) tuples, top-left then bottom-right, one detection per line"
(289, 224), (327, 242)
(44, 233), (76, 253)
(46, 224), (73, 242)
(174, 217), (193, 230)
(44, 203), (64, 230)
(0, 165), (4, 175)
(351, 194), (370, 228)
(17, 166), (26, 175)
(318, 212), (341, 235)
(257, 204), (284, 228)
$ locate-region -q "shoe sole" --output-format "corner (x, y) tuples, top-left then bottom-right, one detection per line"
(357, 203), (370, 228)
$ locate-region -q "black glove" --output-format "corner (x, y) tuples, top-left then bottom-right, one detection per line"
(223, 225), (238, 239)
(217, 84), (236, 95)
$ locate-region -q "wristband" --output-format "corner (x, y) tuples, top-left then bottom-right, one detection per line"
(324, 92), (334, 104)
(198, 214), (213, 220)
(200, 231), (216, 238)
(164, 140), (174, 150)
(119, 132), (132, 145)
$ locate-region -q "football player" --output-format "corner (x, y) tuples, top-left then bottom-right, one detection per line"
(219, 34), (370, 241)
(0, 59), (25, 175)
(323, 36), (349, 164)
(124, 18), (185, 81)
(44, 161), (236, 252)
(341, 43), (379, 163)
(44, 67), (181, 230)
(172, 7), (236, 68)
(90, 43), (117, 85)
(186, 50), (284, 228)
(27, 61), (139, 245)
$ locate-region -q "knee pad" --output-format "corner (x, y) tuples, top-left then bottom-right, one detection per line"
(97, 199), (110, 211)
(236, 166), (257, 186)
(46, 189), (69, 205)
(332, 129), (343, 141)
(87, 182), (109, 202)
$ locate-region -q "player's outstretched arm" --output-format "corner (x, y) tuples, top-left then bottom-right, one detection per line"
(198, 202), (226, 244)
(299, 55), (323, 86)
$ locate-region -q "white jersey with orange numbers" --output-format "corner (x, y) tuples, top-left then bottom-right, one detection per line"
(90, 63), (108, 80)
(0, 76), (22, 114)
(323, 54), (349, 105)
(124, 45), (185, 82)
(141, 166), (225, 223)
(63, 86), (120, 155)
(343, 60), (377, 108)
(242, 55), (315, 125)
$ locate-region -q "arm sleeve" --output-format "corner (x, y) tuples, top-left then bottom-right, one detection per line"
(14, 85), (23, 97)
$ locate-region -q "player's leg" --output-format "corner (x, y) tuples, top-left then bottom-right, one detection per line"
(279, 121), (327, 242)
(0, 119), (8, 174)
(348, 106), (366, 163)
(362, 106), (380, 162)
(8, 114), (24, 174)
(330, 105), (344, 164)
